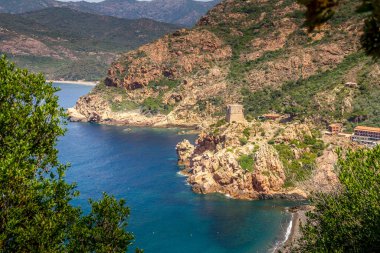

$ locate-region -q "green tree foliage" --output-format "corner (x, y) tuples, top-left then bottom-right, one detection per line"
(297, 0), (380, 59)
(68, 194), (134, 252)
(361, 0), (380, 58)
(297, 0), (340, 30)
(296, 146), (380, 252)
(0, 56), (138, 252)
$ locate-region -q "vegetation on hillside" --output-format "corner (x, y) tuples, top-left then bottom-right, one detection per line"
(199, 0), (379, 128)
(242, 52), (380, 129)
(0, 57), (140, 252)
(274, 134), (325, 187)
(238, 154), (255, 172)
(202, 0), (378, 129)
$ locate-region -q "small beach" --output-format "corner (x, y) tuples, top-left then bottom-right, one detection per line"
(48, 80), (97, 86)
(275, 205), (310, 252)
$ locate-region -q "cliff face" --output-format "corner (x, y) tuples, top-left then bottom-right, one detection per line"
(176, 120), (348, 200)
(69, 27), (232, 126)
(70, 0), (379, 128)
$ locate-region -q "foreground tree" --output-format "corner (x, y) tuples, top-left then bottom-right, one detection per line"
(298, 0), (380, 59)
(0, 56), (137, 252)
(296, 146), (380, 252)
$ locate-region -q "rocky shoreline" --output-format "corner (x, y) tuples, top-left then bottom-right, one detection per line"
(67, 106), (200, 129)
(66, 90), (204, 128)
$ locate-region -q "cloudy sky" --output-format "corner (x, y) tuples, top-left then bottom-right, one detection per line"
(58, 0), (103, 2)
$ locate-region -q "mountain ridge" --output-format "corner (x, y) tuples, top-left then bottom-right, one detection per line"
(0, 7), (179, 80)
(0, 0), (221, 26)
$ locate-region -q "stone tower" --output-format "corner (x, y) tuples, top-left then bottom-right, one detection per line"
(226, 104), (245, 123)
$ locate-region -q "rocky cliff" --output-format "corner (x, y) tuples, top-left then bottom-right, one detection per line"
(175, 120), (353, 200)
(70, 0), (380, 129)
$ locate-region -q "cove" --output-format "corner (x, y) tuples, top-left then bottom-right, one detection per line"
(55, 83), (296, 253)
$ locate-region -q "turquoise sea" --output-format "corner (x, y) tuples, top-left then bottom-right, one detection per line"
(55, 83), (296, 253)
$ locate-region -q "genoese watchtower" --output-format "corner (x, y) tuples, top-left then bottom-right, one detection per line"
(226, 104), (245, 123)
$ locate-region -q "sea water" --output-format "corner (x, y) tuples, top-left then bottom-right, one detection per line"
(55, 83), (296, 253)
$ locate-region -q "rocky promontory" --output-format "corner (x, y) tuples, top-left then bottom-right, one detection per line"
(176, 120), (351, 200)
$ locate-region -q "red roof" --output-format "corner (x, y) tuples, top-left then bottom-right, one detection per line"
(329, 123), (342, 128)
(263, 114), (281, 118)
(354, 126), (380, 134)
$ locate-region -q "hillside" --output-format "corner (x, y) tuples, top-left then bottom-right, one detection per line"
(0, 0), (221, 27)
(0, 7), (179, 80)
(70, 0), (379, 130)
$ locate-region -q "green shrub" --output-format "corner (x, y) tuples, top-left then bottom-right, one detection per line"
(274, 128), (285, 137)
(196, 97), (224, 114)
(111, 100), (138, 112)
(211, 118), (226, 128)
(141, 97), (173, 115)
(226, 148), (234, 153)
(238, 154), (254, 172)
(148, 78), (181, 90)
(275, 144), (295, 161)
(275, 138), (320, 187)
(196, 100), (207, 112)
(243, 128), (251, 139)
(239, 137), (248, 145)
(246, 114), (254, 122)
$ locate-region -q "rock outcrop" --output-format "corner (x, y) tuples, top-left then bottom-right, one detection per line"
(176, 139), (195, 167)
(69, 93), (168, 126)
(175, 118), (359, 200)
(252, 144), (285, 193)
(175, 121), (334, 200)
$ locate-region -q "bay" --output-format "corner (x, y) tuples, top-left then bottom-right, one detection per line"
(55, 83), (295, 253)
